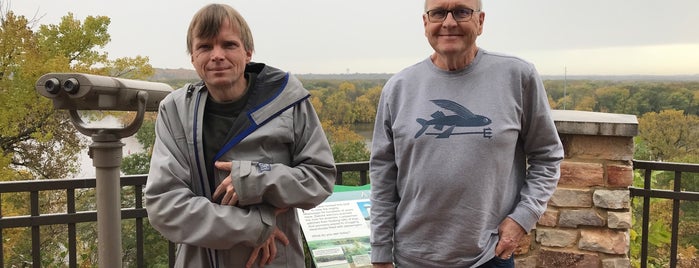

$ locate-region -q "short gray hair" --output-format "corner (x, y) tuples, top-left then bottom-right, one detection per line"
(424, 0), (482, 11)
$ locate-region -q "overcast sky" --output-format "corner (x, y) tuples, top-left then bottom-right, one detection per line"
(9, 0), (699, 75)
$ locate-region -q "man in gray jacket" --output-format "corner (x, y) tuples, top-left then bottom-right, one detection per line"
(145, 4), (336, 267)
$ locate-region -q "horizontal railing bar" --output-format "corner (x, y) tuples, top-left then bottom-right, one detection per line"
(0, 175), (147, 193)
(0, 162), (367, 194)
(629, 188), (699, 201)
(335, 161), (370, 173)
(633, 160), (699, 173)
(0, 208), (147, 228)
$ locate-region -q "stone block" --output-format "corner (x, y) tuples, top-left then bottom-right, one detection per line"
(559, 209), (606, 228)
(562, 135), (634, 161)
(579, 229), (629, 254)
(536, 228), (578, 248)
(602, 258), (630, 268)
(608, 211), (631, 229)
(593, 190), (630, 209)
(538, 248), (600, 267)
(550, 188), (592, 208)
(607, 164), (633, 187)
(538, 209), (559, 227)
(559, 161), (605, 187)
(514, 255), (537, 268)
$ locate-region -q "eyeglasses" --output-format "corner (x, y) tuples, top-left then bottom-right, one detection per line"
(425, 8), (479, 23)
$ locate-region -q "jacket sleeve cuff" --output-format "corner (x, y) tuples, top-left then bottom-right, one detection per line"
(232, 160), (263, 206)
(254, 205), (277, 246)
(370, 244), (394, 264)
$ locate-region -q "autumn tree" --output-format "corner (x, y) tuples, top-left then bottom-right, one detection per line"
(324, 88), (355, 124)
(633, 110), (699, 266)
(573, 95), (596, 111)
(595, 86), (631, 113)
(637, 109), (699, 162)
(1, 10), (153, 182)
(1, 7), (155, 266)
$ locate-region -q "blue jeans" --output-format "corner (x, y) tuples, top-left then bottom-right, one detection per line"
(477, 255), (515, 268)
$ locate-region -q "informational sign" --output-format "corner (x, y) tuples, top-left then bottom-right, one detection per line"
(298, 185), (372, 268)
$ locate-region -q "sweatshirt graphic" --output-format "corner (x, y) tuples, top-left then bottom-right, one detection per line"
(414, 99), (493, 139)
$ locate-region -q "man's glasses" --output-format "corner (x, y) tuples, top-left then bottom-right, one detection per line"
(425, 8), (479, 23)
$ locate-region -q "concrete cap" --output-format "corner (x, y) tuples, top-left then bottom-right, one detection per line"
(552, 110), (638, 137)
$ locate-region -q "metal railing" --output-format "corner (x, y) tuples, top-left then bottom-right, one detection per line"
(0, 175), (152, 267)
(630, 160), (699, 268)
(0, 162), (371, 268)
(5, 160), (699, 267)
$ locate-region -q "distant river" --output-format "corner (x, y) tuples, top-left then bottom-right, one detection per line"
(350, 123), (374, 150)
(75, 116), (144, 178)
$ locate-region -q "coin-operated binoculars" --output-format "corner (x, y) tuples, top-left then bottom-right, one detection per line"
(36, 73), (172, 268)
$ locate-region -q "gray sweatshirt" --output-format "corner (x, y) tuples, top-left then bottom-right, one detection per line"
(369, 49), (563, 267)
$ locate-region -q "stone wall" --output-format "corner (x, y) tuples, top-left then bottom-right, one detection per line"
(515, 110), (638, 268)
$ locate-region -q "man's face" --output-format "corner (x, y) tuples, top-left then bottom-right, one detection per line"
(423, 0), (484, 58)
(190, 19), (252, 92)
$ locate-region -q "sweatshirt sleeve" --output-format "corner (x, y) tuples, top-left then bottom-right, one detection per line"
(232, 99), (336, 210)
(145, 99), (275, 249)
(369, 88), (399, 264)
(509, 66), (564, 232)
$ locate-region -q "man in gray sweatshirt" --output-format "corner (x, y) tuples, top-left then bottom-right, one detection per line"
(369, 0), (564, 267)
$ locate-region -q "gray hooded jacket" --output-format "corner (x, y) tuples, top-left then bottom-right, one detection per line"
(145, 63), (336, 267)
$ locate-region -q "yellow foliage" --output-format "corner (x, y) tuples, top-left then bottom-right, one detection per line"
(639, 109), (699, 161)
(678, 245), (698, 268)
(321, 120), (364, 144)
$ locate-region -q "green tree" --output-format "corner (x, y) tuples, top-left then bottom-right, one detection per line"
(1, 8), (155, 266)
(352, 85), (381, 123)
(323, 89), (355, 124)
(122, 120), (155, 175)
(595, 86), (631, 113)
(1, 10), (153, 182)
(637, 109), (699, 161)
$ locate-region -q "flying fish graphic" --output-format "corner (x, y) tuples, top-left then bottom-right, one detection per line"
(414, 99), (493, 139)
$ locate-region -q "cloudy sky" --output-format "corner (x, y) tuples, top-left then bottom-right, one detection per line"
(9, 0), (699, 75)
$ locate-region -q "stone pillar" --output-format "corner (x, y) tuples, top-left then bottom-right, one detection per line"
(515, 110), (638, 268)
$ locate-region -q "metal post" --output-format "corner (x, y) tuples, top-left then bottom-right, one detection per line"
(89, 134), (124, 268)
(66, 92), (148, 268)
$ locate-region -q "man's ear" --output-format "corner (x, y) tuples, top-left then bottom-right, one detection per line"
(477, 11), (485, 35)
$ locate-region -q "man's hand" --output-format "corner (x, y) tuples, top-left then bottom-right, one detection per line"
(495, 217), (525, 259)
(372, 263), (394, 268)
(213, 161), (238, 206)
(245, 227), (289, 268)
(244, 208), (289, 268)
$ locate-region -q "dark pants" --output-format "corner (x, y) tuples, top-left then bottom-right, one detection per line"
(477, 255), (515, 268)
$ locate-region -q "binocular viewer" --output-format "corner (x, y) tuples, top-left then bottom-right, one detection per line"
(35, 73), (174, 137)
(36, 73), (172, 111)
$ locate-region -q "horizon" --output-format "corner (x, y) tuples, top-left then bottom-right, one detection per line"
(11, 0), (699, 76)
(152, 67), (699, 82)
